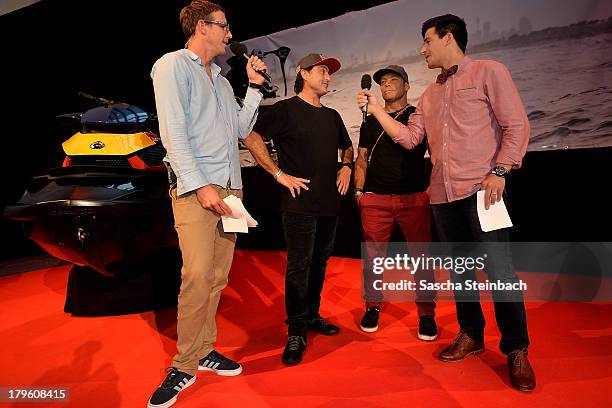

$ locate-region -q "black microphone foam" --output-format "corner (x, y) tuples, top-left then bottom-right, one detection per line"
(230, 42), (271, 82)
(361, 74), (372, 91)
(361, 74), (372, 122)
(230, 42), (248, 57)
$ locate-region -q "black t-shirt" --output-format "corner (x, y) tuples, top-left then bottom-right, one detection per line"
(253, 96), (352, 216)
(358, 106), (429, 194)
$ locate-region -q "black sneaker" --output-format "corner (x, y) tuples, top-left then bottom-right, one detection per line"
(307, 315), (340, 335)
(198, 350), (243, 376)
(418, 315), (438, 341)
(148, 367), (195, 408)
(282, 335), (306, 365)
(360, 306), (381, 333)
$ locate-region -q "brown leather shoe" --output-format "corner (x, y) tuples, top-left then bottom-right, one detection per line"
(438, 331), (485, 362)
(508, 348), (536, 392)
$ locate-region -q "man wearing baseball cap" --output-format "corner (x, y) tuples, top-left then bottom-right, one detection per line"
(355, 65), (437, 338)
(242, 53), (353, 365)
(357, 14), (534, 392)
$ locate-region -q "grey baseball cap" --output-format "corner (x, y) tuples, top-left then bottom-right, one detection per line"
(295, 53), (341, 74)
(373, 65), (409, 84)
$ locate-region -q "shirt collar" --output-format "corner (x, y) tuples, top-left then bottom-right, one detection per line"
(456, 55), (472, 73)
(183, 49), (221, 77)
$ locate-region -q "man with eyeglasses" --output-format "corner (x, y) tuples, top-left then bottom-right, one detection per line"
(203, 18), (230, 32)
(148, 1), (270, 406)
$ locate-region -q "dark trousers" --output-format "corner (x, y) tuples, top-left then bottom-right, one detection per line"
(432, 193), (530, 354)
(282, 212), (339, 337)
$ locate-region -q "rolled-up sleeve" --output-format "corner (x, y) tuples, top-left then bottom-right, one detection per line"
(237, 88), (263, 139)
(393, 96), (427, 150)
(151, 56), (209, 194)
(485, 62), (530, 168)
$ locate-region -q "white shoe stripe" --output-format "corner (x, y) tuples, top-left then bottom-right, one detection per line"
(213, 362), (220, 369)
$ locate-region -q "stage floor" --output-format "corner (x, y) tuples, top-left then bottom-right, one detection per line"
(1, 249), (611, 407)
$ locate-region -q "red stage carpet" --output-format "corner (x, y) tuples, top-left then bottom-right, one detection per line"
(1, 249), (611, 407)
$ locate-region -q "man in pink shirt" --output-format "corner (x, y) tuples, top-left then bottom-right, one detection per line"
(357, 14), (535, 392)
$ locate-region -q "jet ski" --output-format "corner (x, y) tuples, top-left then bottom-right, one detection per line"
(4, 93), (177, 276)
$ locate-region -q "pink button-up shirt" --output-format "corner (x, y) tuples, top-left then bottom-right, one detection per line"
(393, 56), (530, 204)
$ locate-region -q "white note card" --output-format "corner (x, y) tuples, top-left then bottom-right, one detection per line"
(476, 190), (513, 232)
(221, 195), (258, 233)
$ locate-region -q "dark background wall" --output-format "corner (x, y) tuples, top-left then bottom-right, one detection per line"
(1, 0), (610, 262)
(237, 146), (612, 260)
(0, 0), (395, 260)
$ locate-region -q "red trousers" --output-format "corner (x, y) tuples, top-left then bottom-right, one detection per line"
(359, 191), (436, 317)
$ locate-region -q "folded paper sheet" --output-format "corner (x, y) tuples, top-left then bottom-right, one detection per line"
(221, 195), (258, 233)
(476, 190), (513, 232)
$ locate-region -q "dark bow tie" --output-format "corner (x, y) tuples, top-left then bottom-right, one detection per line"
(436, 65), (458, 84)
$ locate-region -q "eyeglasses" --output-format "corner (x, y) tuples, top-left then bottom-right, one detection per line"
(201, 19), (231, 33)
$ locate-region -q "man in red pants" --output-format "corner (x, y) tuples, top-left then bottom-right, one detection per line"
(354, 64), (437, 339)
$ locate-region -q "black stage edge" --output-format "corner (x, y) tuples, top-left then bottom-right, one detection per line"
(63, 249), (181, 317)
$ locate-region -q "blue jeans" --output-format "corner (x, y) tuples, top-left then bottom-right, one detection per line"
(282, 212), (338, 337)
(432, 193), (530, 354)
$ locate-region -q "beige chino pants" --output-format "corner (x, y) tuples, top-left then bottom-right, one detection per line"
(170, 184), (242, 375)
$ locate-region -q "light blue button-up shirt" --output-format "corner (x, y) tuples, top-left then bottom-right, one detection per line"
(151, 49), (261, 195)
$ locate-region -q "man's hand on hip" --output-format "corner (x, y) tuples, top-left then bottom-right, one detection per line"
(277, 172), (310, 198)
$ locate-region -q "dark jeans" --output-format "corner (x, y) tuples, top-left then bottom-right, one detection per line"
(432, 193), (530, 354)
(282, 212), (339, 337)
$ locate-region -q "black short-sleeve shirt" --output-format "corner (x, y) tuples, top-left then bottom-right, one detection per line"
(358, 106), (429, 194)
(254, 96), (352, 216)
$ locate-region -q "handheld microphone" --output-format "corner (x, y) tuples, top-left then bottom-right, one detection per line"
(360, 74), (372, 122)
(230, 42), (272, 82)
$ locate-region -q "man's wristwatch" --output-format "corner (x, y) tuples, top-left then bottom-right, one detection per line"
(342, 162), (354, 171)
(490, 165), (510, 179)
(249, 82), (263, 90)
(354, 188), (363, 197)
